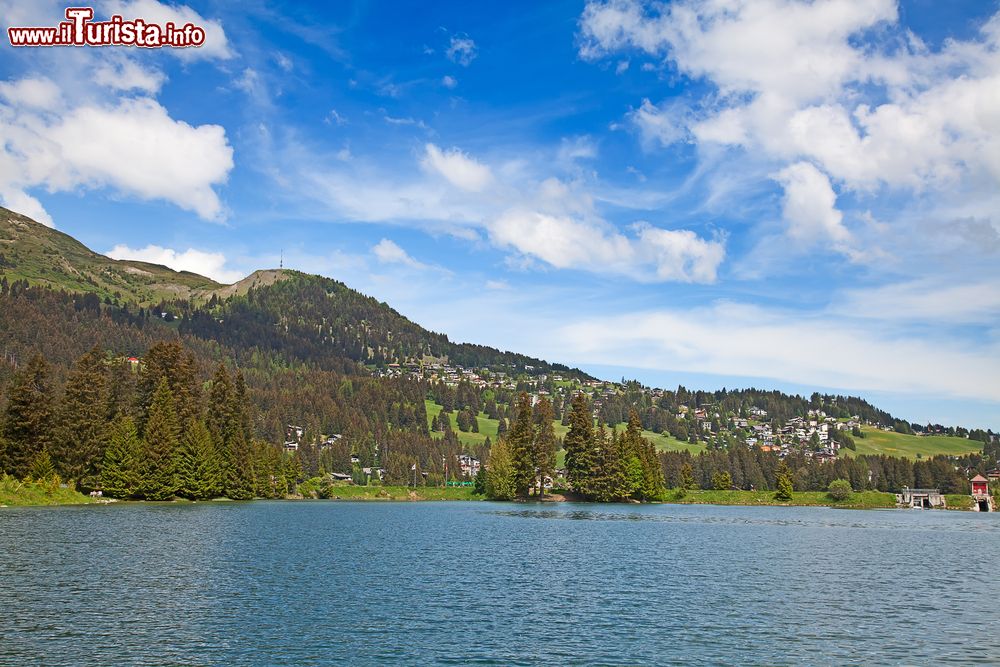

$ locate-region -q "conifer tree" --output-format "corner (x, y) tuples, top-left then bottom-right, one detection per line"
(591, 425), (625, 502)
(226, 429), (256, 500)
(53, 346), (109, 485)
(29, 448), (56, 482)
(101, 415), (141, 498)
(532, 396), (557, 498)
(137, 378), (180, 500)
(508, 392), (536, 497)
(1, 353), (54, 479)
(485, 437), (517, 500)
(681, 462), (698, 490)
(138, 342), (200, 429)
(775, 460), (794, 501)
(564, 393), (595, 498)
(174, 419), (219, 500)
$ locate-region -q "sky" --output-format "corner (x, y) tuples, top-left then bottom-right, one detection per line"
(1, 0), (999, 429)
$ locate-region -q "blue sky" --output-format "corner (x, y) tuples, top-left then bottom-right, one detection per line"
(1, 0), (999, 428)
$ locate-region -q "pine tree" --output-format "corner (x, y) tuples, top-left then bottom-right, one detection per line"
(532, 396), (557, 498)
(485, 437), (517, 500)
(508, 392), (535, 497)
(1, 353), (54, 479)
(564, 393), (595, 498)
(101, 415), (141, 498)
(137, 378), (180, 500)
(53, 346), (109, 486)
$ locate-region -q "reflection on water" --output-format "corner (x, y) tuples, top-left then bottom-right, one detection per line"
(2, 501), (1000, 666)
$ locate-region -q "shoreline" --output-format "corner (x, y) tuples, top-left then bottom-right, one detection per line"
(2, 485), (983, 511)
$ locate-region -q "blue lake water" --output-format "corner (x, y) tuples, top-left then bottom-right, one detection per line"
(2, 501), (1000, 666)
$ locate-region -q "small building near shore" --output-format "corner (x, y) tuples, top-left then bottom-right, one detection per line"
(896, 488), (946, 508)
(971, 474), (992, 512)
(971, 474), (989, 496)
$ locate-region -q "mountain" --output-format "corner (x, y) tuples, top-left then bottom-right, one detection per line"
(0, 207), (588, 379)
(0, 207), (220, 304)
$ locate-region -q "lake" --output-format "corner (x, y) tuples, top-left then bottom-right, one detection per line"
(2, 501), (999, 666)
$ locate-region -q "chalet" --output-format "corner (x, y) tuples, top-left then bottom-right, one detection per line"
(987, 469), (1000, 483)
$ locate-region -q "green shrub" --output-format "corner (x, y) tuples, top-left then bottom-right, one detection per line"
(828, 479), (853, 501)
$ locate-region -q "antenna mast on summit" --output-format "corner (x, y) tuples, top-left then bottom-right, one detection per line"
(280, 249), (283, 269)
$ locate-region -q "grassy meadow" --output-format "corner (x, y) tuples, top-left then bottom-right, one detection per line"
(842, 427), (982, 459)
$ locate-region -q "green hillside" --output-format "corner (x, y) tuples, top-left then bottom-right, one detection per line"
(842, 427), (982, 459)
(425, 400), (705, 456)
(0, 207), (221, 304)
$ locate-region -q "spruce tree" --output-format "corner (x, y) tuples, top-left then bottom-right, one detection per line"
(564, 393), (595, 498)
(680, 462), (697, 490)
(29, 449), (56, 482)
(101, 415), (141, 499)
(137, 378), (180, 500)
(532, 396), (557, 498)
(53, 346), (109, 486)
(138, 342), (200, 429)
(775, 460), (794, 501)
(1, 353), (54, 479)
(507, 392), (535, 497)
(174, 419), (219, 500)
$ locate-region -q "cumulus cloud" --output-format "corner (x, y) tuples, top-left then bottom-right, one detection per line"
(773, 161), (852, 249)
(446, 36), (478, 66)
(106, 244), (244, 283)
(0, 86), (234, 221)
(489, 209), (724, 283)
(421, 144), (493, 192)
(578, 0), (1000, 261)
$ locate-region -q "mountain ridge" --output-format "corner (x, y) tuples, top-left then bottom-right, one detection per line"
(0, 206), (588, 379)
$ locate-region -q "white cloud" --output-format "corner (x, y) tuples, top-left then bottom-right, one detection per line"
(628, 98), (687, 147)
(106, 244), (244, 283)
(0, 189), (54, 227)
(101, 0), (234, 60)
(441, 75), (458, 89)
(832, 280), (1000, 324)
(485, 279), (510, 290)
(558, 301), (1000, 402)
(372, 238), (428, 270)
(579, 0), (1000, 262)
(773, 161), (851, 249)
(0, 89), (233, 221)
(92, 56), (165, 93)
(489, 209), (724, 283)
(0, 77), (61, 110)
(421, 144), (493, 192)
(48, 98), (233, 220)
(446, 36), (478, 66)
